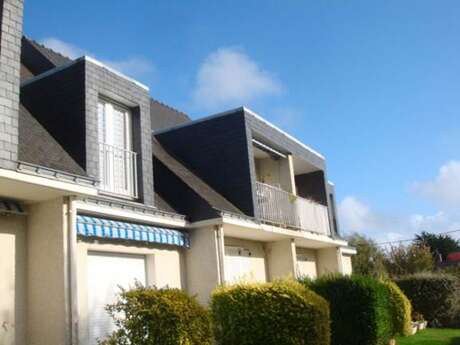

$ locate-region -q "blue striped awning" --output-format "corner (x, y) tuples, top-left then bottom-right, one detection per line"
(76, 215), (190, 248)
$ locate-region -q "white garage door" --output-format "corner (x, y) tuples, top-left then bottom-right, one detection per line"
(224, 246), (265, 283)
(87, 252), (146, 345)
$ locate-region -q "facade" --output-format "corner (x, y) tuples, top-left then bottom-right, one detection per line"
(0, 2), (355, 345)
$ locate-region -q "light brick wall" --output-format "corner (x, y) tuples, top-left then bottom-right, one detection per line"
(0, 0), (23, 169)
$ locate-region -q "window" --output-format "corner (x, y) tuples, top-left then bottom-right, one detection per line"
(98, 98), (137, 198)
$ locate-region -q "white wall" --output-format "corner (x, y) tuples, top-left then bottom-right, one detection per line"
(0, 214), (27, 345)
(317, 247), (340, 275)
(27, 198), (69, 345)
(266, 239), (296, 280)
(185, 226), (222, 304)
(255, 156), (295, 193)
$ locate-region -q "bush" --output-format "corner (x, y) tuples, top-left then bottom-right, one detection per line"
(382, 280), (412, 336)
(99, 284), (212, 345)
(211, 279), (330, 345)
(395, 273), (459, 327)
(304, 275), (393, 345)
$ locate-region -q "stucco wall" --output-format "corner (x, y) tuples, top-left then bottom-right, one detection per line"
(317, 247), (340, 275)
(185, 226), (221, 304)
(255, 155), (295, 194)
(27, 198), (69, 345)
(296, 247), (318, 279)
(0, 214), (26, 345)
(224, 237), (267, 283)
(76, 239), (186, 344)
(265, 239), (296, 280)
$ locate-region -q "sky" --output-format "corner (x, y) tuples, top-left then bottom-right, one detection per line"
(23, 0), (460, 243)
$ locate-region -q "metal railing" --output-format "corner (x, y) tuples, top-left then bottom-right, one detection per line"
(98, 142), (138, 198)
(255, 181), (331, 236)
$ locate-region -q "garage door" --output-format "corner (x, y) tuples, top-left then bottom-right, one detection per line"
(224, 246), (266, 283)
(296, 253), (317, 279)
(87, 252), (146, 345)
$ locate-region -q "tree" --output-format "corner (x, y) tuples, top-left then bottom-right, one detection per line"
(383, 244), (434, 277)
(415, 231), (460, 262)
(347, 233), (387, 277)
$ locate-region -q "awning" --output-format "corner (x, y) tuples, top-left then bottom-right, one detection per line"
(0, 199), (25, 215)
(76, 215), (190, 248)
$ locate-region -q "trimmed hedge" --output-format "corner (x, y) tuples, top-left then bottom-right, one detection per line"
(100, 285), (212, 345)
(382, 280), (412, 336)
(395, 273), (459, 327)
(211, 280), (330, 345)
(304, 275), (393, 345)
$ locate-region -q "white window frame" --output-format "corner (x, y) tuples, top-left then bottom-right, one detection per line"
(98, 98), (137, 198)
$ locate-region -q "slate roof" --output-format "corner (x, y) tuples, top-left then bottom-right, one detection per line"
(18, 104), (87, 175)
(27, 39), (72, 66)
(150, 98), (191, 131)
(17, 36), (239, 219)
(152, 138), (243, 216)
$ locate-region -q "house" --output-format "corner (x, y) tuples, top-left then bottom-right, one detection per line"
(0, 1), (355, 345)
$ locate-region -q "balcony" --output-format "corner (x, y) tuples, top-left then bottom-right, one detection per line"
(255, 181), (331, 236)
(98, 142), (138, 198)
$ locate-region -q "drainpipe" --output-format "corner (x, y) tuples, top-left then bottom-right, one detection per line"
(214, 224), (225, 285)
(66, 196), (79, 345)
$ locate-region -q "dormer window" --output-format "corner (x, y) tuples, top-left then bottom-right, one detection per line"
(98, 98), (138, 198)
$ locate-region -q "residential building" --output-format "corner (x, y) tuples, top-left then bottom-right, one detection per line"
(0, 2), (355, 345)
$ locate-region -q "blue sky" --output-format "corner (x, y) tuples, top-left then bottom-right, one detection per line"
(24, 0), (460, 242)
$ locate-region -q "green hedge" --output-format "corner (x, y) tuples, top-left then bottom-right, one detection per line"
(304, 275), (393, 345)
(395, 273), (459, 327)
(211, 280), (330, 345)
(100, 285), (212, 345)
(382, 280), (412, 336)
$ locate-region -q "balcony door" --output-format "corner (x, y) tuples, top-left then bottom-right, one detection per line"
(98, 98), (136, 198)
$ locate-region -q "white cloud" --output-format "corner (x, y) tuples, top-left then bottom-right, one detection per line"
(40, 37), (154, 80)
(339, 196), (375, 232)
(410, 211), (460, 232)
(412, 160), (460, 207)
(193, 47), (282, 110)
(338, 196), (460, 243)
(41, 37), (86, 59)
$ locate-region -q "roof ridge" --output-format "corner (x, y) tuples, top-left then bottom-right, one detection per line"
(151, 98), (190, 119)
(23, 36), (73, 62)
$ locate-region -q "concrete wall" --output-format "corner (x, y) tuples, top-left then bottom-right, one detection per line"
(185, 227), (222, 304)
(0, 0), (23, 170)
(0, 214), (26, 345)
(76, 240), (185, 344)
(296, 247), (318, 279)
(265, 239), (296, 280)
(317, 247), (340, 275)
(27, 198), (69, 345)
(224, 237), (267, 283)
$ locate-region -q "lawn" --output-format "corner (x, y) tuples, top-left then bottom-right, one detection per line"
(396, 329), (460, 345)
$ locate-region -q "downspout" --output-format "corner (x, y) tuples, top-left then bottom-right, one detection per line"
(214, 224), (225, 285)
(66, 196), (79, 345)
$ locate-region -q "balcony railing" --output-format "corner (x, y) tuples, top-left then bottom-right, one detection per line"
(99, 142), (138, 198)
(255, 181), (331, 236)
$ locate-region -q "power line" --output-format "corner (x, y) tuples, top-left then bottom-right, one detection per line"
(375, 229), (460, 246)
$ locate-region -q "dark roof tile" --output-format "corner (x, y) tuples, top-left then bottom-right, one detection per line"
(152, 139), (243, 215)
(18, 103), (87, 176)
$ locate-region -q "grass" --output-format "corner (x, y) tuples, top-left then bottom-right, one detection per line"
(396, 329), (460, 345)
